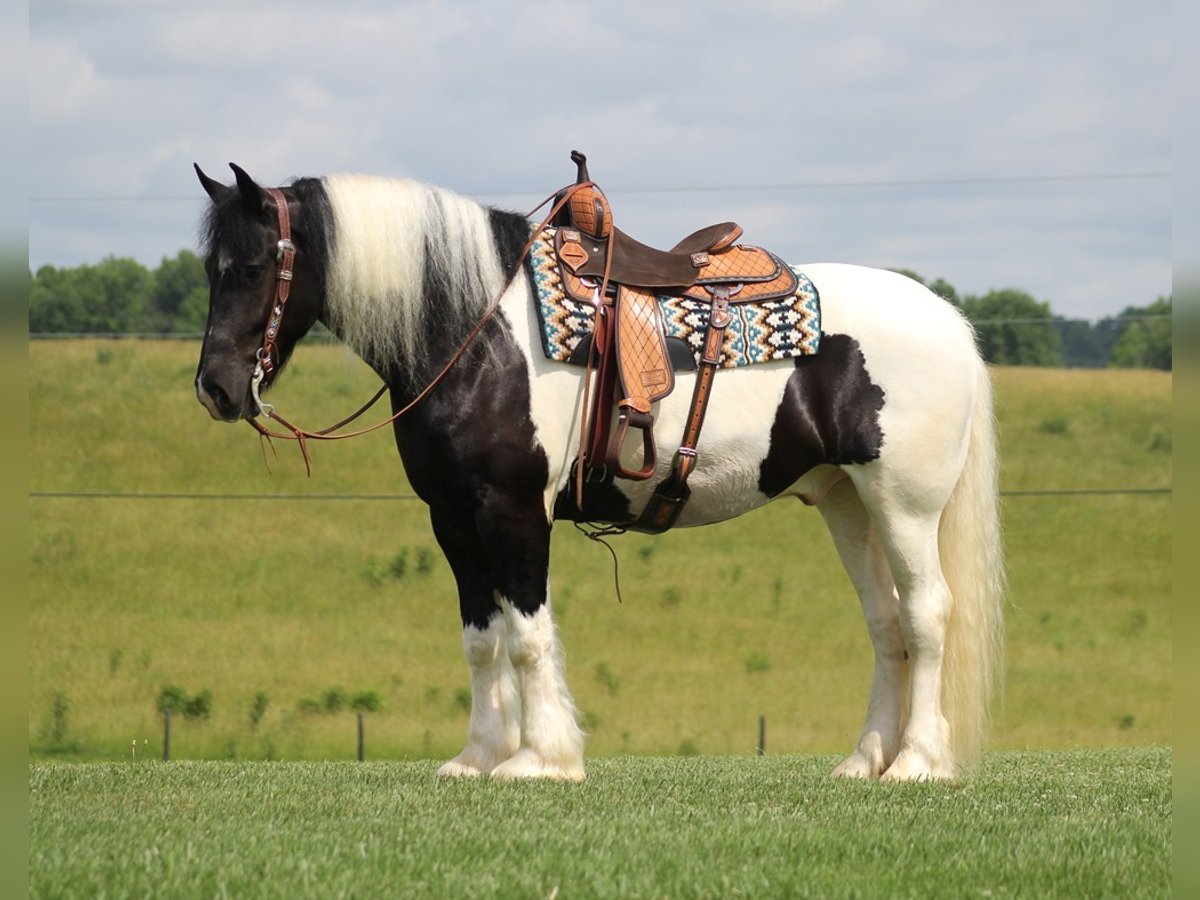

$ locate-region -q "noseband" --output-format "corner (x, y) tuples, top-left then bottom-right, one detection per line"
(249, 187), (296, 417)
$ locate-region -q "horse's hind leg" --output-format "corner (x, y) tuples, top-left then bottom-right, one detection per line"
(818, 477), (908, 779)
(867, 505), (956, 781)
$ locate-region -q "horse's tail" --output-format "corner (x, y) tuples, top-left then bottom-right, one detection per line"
(939, 356), (1006, 773)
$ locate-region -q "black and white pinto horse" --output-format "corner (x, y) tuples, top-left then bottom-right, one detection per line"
(194, 163), (1004, 782)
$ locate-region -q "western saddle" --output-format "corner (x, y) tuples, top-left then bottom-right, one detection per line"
(552, 151), (799, 533)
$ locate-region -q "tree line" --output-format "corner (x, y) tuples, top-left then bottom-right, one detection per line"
(28, 252), (1172, 369)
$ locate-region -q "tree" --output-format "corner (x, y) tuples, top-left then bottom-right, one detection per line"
(29, 257), (154, 333)
(960, 289), (1062, 366)
(1109, 296), (1171, 370)
(1057, 317), (1119, 368)
(151, 249), (208, 333)
(928, 278), (961, 307)
(889, 269), (962, 307)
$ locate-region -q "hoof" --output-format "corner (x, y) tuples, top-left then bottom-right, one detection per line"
(490, 747), (585, 783)
(831, 733), (894, 779)
(831, 751), (883, 780)
(436, 749), (508, 778)
(880, 748), (956, 782)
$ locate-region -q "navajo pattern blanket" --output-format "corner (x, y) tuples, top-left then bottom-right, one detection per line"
(529, 227), (821, 368)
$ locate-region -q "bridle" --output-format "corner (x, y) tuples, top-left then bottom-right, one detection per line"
(242, 181), (603, 474)
(249, 187), (296, 418)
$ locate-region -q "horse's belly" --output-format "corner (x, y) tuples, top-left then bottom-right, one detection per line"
(612, 362), (797, 526)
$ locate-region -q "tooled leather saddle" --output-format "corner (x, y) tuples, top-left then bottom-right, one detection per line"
(551, 151), (800, 533)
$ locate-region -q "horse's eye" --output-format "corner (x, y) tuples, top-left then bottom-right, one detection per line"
(243, 264), (266, 280)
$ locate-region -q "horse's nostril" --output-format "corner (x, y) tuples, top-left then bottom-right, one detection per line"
(197, 371), (239, 420)
(207, 380), (231, 409)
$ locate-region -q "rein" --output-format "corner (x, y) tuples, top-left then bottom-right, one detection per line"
(246, 181), (597, 474)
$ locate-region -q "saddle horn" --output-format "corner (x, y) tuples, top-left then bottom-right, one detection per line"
(570, 150), (590, 184)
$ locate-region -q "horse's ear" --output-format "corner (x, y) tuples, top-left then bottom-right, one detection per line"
(194, 163), (225, 201)
(229, 162), (268, 213)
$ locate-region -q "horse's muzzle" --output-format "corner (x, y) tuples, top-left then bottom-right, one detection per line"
(196, 371), (250, 422)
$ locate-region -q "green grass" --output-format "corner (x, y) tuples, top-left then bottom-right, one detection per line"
(29, 750), (1171, 898)
(28, 342), (1172, 761)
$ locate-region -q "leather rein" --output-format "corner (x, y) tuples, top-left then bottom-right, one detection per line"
(245, 182), (602, 474)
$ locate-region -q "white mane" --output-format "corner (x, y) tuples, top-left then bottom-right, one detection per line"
(321, 173), (506, 374)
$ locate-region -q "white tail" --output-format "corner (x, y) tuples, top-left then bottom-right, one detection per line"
(938, 358), (1006, 772)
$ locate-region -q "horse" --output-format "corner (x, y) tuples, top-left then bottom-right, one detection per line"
(192, 160), (1005, 782)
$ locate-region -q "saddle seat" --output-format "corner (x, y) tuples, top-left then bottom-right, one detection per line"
(553, 167), (796, 303)
(560, 222), (745, 290)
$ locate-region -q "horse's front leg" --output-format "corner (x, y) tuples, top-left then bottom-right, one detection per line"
(430, 508), (520, 777)
(491, 587), (585, 782)
(433, 497), (585, 782)
(480, 491), (584, 782)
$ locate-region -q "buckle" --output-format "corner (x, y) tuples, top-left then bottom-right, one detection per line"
(276, 239), (295, 261)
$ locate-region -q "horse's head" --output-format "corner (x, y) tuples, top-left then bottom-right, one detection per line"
(193, 163), (324, 421)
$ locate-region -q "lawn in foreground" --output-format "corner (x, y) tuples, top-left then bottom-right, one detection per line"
(30, 749), (1170, 898)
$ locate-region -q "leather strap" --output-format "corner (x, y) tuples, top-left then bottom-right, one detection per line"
(258, 188), (295, 386)
(634, 288), (731, 533)
(605, 285), (673, 481)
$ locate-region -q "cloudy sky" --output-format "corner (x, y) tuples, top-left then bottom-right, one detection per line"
(29, 0), (1170, 320)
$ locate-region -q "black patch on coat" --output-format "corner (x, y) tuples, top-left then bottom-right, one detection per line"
(757, 333), (886, 497)
(552, 472), (634, 524)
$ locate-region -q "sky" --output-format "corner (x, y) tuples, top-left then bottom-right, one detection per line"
(28, 0), (1171, 320)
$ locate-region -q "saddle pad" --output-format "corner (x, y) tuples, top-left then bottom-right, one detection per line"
(530, 227), (821, 368)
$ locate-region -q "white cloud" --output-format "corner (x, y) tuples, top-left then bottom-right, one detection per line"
(28, 0), (1171, 317)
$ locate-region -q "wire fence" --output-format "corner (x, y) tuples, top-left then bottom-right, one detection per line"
(29, 487), (1171, 502)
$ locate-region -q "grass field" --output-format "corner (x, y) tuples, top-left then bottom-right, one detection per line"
(29, 749), (1171, 898)
(28, 341), (1172, 762)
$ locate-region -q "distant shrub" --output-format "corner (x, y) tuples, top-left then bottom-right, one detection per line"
(156, 685), (189, 715)
(594, 661), (621, 696)
(745, 653), (772, 675)
(249, 692), (269, 729)
(452, 687), (471, 713)
(321, 687), (347, 714)
(1147, 430), (1171, 453)
(1039, 416), (1070, 435)
(299, 687), (382, 715)
(48, 690), (70, 745)
(678, 739), (700, 757)
(184, 690), (212, 720)
(157, 685), (212, 720)
(351, 690), (382, 713)
(415, 547), (435, 576)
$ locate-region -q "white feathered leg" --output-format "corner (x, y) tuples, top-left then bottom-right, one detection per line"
(490, 596), (586, 782)
(437, 616), (520, 777)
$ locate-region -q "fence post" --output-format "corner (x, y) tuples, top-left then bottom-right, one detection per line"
(757, 715), (765, 756)
(163, 709), (171, 762)
(357, 712), (365, 762)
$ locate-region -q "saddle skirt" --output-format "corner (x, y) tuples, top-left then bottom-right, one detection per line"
(530, 226), (822, 369)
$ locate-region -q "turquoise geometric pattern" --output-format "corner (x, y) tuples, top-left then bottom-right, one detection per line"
(530, 227), (821, 368)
